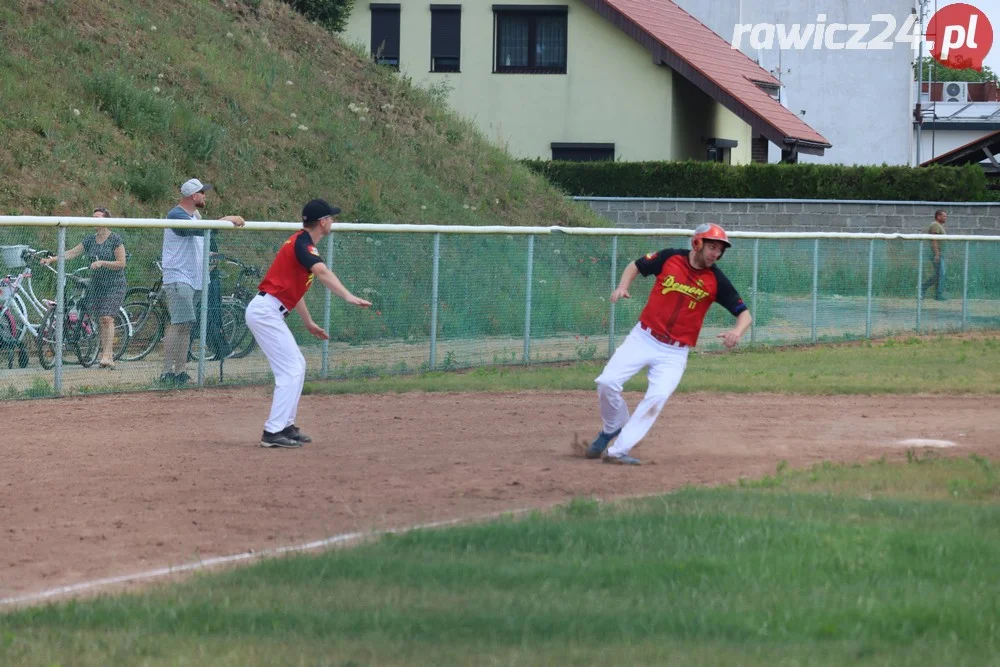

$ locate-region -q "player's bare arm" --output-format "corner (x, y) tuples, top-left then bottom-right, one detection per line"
(611, 263), (641, 302)
(716, 310), (753, 350)
(292, 299), (329, 340)
(309, 263), (373, 308)
(219, 215), (245, 228)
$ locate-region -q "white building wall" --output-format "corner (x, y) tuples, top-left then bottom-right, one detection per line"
(912, 128), (996, 165)
(341, 0), (754, 161)
(673, 0), (916, 165)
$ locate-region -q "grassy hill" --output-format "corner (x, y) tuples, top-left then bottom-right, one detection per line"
(0, 0), (600, 227)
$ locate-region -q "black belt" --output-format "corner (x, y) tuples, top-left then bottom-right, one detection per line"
(259, 291), (289, 317)
(640, 323), (688, 348)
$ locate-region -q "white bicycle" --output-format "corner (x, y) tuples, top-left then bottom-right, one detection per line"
(0, 245), (133, 368)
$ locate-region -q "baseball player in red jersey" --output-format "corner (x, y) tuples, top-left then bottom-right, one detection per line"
(586, 223), (752, 465)
(245, 199), (372, 448)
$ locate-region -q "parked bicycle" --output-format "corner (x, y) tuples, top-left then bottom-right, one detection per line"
(0, 246), (132, 369)
(121, 253), (259, 363)
(0, 246), (53, 368)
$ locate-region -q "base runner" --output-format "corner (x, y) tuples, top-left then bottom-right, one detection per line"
(245, 199), (372, 448)
(586, 223), (752, 465)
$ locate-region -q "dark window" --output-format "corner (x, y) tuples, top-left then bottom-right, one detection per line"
(551, 143), (614, 161)
(371, 4), (401, 68)
(751, 136), (769, 163)
(706, 138), (737, 164)
(494, 6), (567, 74)
(431, 5), (461, 72)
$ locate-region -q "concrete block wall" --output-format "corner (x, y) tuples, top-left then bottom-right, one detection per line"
(576, 198), (1000, 235)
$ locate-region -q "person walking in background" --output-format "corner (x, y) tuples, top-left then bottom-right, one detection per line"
(160, 178), (244, 386)
(921, 209), (947, 301)
(41, 207), (127, 369)
(585, 223), (752, 465)
(245, 199), (372, 449)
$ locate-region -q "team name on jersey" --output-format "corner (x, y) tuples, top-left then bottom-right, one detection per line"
(660, 275), (709, 301)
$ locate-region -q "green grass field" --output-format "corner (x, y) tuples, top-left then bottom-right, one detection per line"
(304, 334), (1000, 396)
(4, 337), (999, 665)
(2, 455), (998, 666)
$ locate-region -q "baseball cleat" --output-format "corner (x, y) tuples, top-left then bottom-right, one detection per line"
(281, 425), (312, 444)
(260, 430), (302, 448)
(585, 428), (622, 459)
(603, 453), (642, 465)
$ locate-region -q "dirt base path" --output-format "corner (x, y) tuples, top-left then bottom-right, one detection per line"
(3, 388), (998, 603)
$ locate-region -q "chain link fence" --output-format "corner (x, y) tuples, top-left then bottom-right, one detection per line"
(1, 217), (998, 399)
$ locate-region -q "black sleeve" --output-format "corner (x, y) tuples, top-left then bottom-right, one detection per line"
(294, 232), (324, 270)
(634, 248), (685, 277)
(712, 266), (748, 317)
(171, 228), (205, 237)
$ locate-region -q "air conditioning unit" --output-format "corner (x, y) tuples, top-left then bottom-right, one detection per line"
(944, 81), (969, 102)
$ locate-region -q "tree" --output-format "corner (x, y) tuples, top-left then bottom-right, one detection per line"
(913, 56), (999, 83)
(282, 0), (355, 33)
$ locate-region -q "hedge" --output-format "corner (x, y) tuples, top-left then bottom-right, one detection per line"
(521, 160), (994, 202)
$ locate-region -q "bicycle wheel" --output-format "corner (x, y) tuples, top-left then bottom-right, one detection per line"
(187, 318), (218, 362)
(120, 302), (165, 362)
(112, 307), (132, 361)
(188, 300), (245, 362)
(74, 312), (100, 367)
(36, 308), (58, 370)
(226, 298), (256, 359)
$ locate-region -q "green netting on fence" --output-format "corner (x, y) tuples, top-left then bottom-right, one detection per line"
(2, 223), (999, 399)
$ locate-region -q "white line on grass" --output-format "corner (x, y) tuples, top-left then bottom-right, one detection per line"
(0, 510), (533, 609)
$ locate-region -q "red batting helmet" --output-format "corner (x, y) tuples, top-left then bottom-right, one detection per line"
(691, 223), (731, 251)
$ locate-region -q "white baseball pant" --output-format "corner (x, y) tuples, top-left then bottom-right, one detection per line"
(597, 322), (689, 458)
(245, 293), (306, 434)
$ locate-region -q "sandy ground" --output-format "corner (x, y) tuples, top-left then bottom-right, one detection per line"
(2, 387), (998, 604)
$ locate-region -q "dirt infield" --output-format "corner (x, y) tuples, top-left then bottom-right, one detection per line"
(3, 387), (999, 603)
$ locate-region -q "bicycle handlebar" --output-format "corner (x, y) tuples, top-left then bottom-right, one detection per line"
(20, 248), (53, 262)
(215, 254), (260, 275)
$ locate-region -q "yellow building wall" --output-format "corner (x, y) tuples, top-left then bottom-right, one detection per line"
(343, 0), (754, 161)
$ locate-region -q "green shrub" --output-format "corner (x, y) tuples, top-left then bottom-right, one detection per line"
(280, 0), (355, 33)
(522, 160), (990, 202)
(123, 161), (174, 203)
(85, 72), (173, 139)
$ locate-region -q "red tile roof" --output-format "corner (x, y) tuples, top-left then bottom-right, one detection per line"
(581, 0), (831, 152)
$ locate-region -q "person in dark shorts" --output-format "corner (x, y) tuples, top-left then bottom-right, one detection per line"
(41, 207), (127, 368)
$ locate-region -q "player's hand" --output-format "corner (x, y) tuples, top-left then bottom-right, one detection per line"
(347, 295), (372, 308)
(40, 256), (55, 266)
(89, 260), (103, 270)
(610, 287), (630, 303)
(305, 321), (329, 340)
(223, 215), (246, 228)
(717, 330), (741, 350)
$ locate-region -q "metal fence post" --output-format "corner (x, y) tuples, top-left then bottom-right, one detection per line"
(751, 238), (759, 345)
(811, 239), (819, 344)
(523, 235), (534, 363)
(321, 232), (334, 378)
(429, 233), (440, 370)
(962, 240), (970, 330)
(197, 230), (211, 387)
(53, 227), (66, 395)
(609, 235), (618, 357)
(916, 241), (923, 332)
(866, 239), (874, 339)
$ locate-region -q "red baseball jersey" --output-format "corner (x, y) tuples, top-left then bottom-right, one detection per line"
(257, 230), (324, 309)
(634, 249), (746, 347)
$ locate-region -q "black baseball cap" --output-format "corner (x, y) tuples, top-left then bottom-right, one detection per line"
(301, 199), (341, 223)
